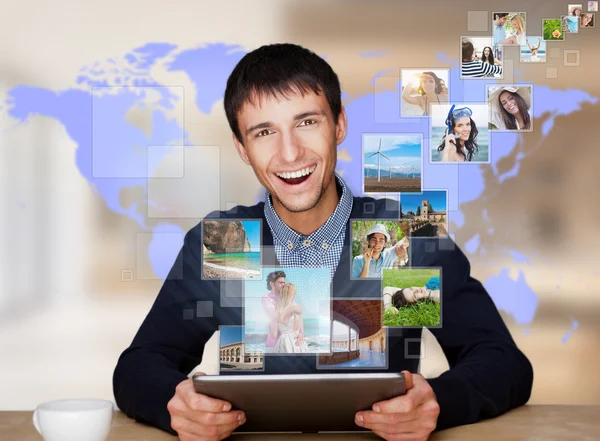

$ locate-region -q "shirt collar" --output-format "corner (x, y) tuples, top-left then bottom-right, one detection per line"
(264, 173), (353, 251)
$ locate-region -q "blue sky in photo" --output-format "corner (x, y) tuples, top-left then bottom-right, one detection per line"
(241, 220), (260, 252)
(401, 190), (447, 212)
(220, 326), (243, 347)
(363, 135), (422, 172)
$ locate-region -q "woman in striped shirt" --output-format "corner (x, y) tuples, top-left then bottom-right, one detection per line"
(461, 40), (503, 78)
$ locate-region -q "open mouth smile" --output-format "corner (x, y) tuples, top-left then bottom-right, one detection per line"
(275, 165), (317, 185)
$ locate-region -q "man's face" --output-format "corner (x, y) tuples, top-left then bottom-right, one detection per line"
(369, 233), (387, 252)
(233, 89), (347, 214)
(271, 277), (286, 294)
(495, 15), (507, 26)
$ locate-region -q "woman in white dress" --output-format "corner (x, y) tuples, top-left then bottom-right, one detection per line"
(273, 283), (309, 353)
(509, 14), (526, 45)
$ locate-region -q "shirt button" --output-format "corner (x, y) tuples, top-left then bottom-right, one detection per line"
(303, 239), (311, 247)
(287, 242), (294, 250)
(321, 242), (328, 249)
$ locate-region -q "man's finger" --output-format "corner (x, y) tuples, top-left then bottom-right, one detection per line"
(193, 409), (245, 427)
(402, 370), (414, 390)
(186, 392), (232, 413)
(357, 409), (418, 426)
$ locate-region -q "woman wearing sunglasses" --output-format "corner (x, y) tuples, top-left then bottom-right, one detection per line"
(437, 105), (479, 162)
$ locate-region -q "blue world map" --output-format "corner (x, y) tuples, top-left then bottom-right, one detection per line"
(4, 42), (597, 340)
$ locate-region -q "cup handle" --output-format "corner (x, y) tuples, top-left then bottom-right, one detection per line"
(33, 408), (42, 435)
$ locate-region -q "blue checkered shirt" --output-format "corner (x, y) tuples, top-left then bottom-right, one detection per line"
(264, 174), (353, 278)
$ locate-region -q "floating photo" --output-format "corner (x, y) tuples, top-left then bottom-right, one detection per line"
(382, 268), (442, 328)
(561, 15), (580, 33)
(317, 300), (387, 369)
(520, 36), (546, 63)
(400, 191), (448, 238)
(461, 37), (503, 79)
(202, 219), (262, 280)
(492, 12), (526, 46)
(430, 104), (490, 163)
(351, 220), (411, 279)
(363, 133), (423, 193)
(487, 85), (533, 132)
(589, 1), (598, 12)
(219, 326), (264, 372)
(543, 19), (565, 40)
(243, 267), (332, 354)
(581, 13), (595, 27)
(569, 4), (584, 16)
(400, 69), (450, 117)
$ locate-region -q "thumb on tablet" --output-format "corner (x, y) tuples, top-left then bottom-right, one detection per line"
(401, 370), (414, 390)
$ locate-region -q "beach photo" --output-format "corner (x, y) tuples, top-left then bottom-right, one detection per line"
(400, 68), (450, 117)
(543, 19), (565, 41)
(400, 190), (448, 237)
(520, 36), (546, 63)
(202, 219), (261, 280)
(430, 103), (490, 163)
(351, 220), (411, 279)
(382, 268), (442, 328)
(219, 326), (264, 372)
(317, 300), (387, 369)
(562, 15), (580, 33)
(363, 133), (423, 193)
(243, 267), (332, 355)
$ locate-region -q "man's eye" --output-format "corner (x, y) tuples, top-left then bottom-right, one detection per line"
(257, 129), (273, 137)
(299, 119), (316, 127)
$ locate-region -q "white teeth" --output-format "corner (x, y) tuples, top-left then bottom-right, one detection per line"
(276, 165), (316, 180)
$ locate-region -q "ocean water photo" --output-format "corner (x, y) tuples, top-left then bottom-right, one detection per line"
(204, 252), (261, 271)
(431, 126), (489, 162)
(244, 317), (332, 353)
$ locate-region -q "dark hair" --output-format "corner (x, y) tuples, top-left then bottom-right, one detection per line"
(481, 46), (495, 65)
(223, 43), (342, 144)
(266, 270), (286, 291)
(392, 290), (409, 308)
(498, 91), (531, 130)
(437, 115), (479, 161)
(416, 71), (448, 95)
(462, 40), (474, 61)
(582, 13), (594, 26)
(494, 12), (509, 19)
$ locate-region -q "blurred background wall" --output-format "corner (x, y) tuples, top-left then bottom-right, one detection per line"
(1, 0), (599, 409)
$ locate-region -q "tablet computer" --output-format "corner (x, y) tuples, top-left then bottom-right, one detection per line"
(193, 372), (406, 433)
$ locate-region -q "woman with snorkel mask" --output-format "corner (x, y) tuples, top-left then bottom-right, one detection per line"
(437, 105), (480, 162)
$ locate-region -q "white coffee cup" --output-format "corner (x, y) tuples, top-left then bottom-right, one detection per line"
(33, 399), (113, 441)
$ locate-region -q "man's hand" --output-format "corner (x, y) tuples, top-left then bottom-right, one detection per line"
(395, 241), (408, 260)
(167, 372), (246, 441)
(363, 248), (374, 261)
(355, 371), (439, 441)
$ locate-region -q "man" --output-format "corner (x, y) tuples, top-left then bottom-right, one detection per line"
(113, 44), (533, 441)
(461, 39), (503, 78)
(261, 270), (303, 349)
(352, 223), (409, 278)
(493, 13), (515, 45)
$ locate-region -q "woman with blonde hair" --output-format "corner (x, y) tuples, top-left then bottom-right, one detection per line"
(509, 14), (526, 45)
(273, 283), (309, 353)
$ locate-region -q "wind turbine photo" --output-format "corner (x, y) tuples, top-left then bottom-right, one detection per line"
(363, 134), (423, 194)
(368, 138), (390, 182)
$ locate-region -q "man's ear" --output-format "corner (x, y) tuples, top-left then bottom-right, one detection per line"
(232, 133), (251, 166)
(335, 106), (348, 146)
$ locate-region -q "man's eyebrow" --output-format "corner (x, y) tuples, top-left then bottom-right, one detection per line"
(244, 111), (326, 136)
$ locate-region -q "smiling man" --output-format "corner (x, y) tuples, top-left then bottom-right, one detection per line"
(114, 43), (533, 441)
(352, 223), (409, 278)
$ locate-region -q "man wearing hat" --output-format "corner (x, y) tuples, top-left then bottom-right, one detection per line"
(352, 223), (409, 278)
(489, 85), (532, 131)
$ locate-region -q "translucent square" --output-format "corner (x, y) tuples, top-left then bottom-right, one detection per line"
(545, 67), (558, 79)
(374, 74), (409, 125)
(425, 241), (436, 253)
(136, 232), (184, 280)
(148, 145), (184, 178)
(564, 49), (581, 66)
(439, 233), (457, 250)
(404, 338), (426, 359)
(196, 300), (214, 318)
(92, 86), (184, 178)
(498, 58), (514, 83)
(183, 309), (194, 320)
(148, 145), (220, 219)
(468, 11), (489, 31)
(363, 202), (375, 214)
(550, 47), (561, 59)
(121, 269), (133, 282)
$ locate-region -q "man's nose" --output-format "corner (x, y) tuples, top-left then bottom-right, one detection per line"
(279, 131), (303, 163)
